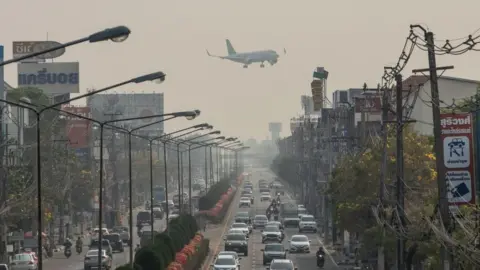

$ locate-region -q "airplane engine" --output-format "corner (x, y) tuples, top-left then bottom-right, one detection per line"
(269, 59), (278, 65)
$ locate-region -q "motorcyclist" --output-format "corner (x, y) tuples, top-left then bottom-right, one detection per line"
(63, 237), (73, 249)
(75, 237), (82, 248)
(316, 246), (326, 266)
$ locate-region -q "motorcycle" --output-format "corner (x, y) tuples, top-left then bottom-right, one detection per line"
(317, 254), (325, 267)
(64, 247), (72, 258)
(273, 214), (279, 221)
(76, 245), (82, 254)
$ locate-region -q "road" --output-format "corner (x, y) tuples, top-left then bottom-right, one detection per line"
(208, 169), (339, 270)
(42, 191), (197, 270)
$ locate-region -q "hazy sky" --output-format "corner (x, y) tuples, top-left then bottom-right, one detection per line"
(2, 0), (480, 141)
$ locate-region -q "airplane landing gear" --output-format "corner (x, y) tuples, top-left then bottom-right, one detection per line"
(243, 64), (248, 68)
(260, 63), (265, 68)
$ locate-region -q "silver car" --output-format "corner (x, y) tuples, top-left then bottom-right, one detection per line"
(253, 215), (269, 229)
(10, 254), (37, 270)
(84, 249), (112, 270)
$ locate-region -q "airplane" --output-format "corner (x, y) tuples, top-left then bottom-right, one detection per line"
(206, 39), (286, 68)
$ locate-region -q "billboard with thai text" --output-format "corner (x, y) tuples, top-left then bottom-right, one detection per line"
(62, 106), (91, 148)
(17, 62), (79, 94)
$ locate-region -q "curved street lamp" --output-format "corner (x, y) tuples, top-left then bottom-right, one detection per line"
(0, 71), (165, 270)
(222, 142), (243, 179)
(112, 113), (201, 266)
(0, 26), (131, 66)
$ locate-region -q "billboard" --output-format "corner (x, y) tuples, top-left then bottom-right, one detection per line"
(440, 113), (476, 206)
(61, 106), (91, 148)
(17, 62), (79, 94)
(311, 80), (324, 111)
(12, 41), (65, 62)
(88, 93), (165, 136)
(354, 96), (381, 113)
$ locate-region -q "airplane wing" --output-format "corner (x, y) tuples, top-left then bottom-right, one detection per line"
(206, 50), (226, 59)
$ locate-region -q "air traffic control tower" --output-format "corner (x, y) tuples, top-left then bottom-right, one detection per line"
(269, 122), (282, 142)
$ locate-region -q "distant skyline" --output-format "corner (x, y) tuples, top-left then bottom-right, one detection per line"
(2, 0), (480, 140)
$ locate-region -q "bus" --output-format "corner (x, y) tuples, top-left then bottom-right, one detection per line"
(153, 186), (166, 202)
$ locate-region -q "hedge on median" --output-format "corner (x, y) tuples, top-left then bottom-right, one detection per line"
(115, 213), (208, 270)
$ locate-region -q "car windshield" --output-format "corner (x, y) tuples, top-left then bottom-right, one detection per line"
(240, 198), (250, 201)
(90, 240), (109, 246)
(232, 223), (247, 228)
(137, 212), (150, 219)
(301, 216), (315, 222)
(86, 250), (104, 257)
(13, 254), (31, 261)
(236, 212), (249, 217)
(270, 261), (294, 270)
(264, 226), (279, 232)
(215, 257), (236, 265)
(255, 216), (268, 221)
(265, 244), (284, 252)
(291, 236), (308, 242)
(226, 234), (246, 241)
(104, 234), (120, 242)
(219, 252), (238, 259)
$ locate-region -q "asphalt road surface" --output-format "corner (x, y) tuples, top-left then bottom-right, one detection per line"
(210, 169), (339, 270)
(42, 191), (197, 270)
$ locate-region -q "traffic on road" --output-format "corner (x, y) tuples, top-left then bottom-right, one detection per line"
(208, 169), (338, 270)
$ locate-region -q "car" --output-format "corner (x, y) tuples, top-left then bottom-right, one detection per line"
(244, 184), (253, 190)
(224, 233), (248, 256)
(283, 217), (300, 228)
(299, 214), (317, 233)
(104, 233), (124, 252)
(168, 214), (180, 222)
(0, 263), (8, 270)
(211, 254), (240, 270)
(262, 243), (287, 265)
(243, 188), (253, 195)
(239, 197), (251, 207)
(112, 226), (130, 245)
(267, 221), (284, 231)
(92, 227), (109, 236)
(217, 251), (241, 266)
(288, 235), (311, 253)
(83, 249), (112, 270)
(241, 193), (254, 204)
(234, 212), (251, 224)
(297, 208), (307, 218)
(231, 222), (251, 234)
(253, 215), (269, 229)
(228, 228), (249, 239)
(261, 225), (283, 243)
(260, 193), (271, 202)
(136, 211), (151, 226)
(10, 253), (37, 270)
(260, 187), (270, 193)
(145, 201), (151, 210)
(268, 259), (297, 270)
(89, 239), (113, 257)
(153, 207), (164, 219)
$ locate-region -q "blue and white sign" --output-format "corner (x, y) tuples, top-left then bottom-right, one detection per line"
(74, 148), (90, 163)
(446, 170), (473, 204)
(17, 62), (79, 94)
(443, 136), (470, 168)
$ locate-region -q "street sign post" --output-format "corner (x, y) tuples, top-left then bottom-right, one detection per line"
(440, 113), (476, 205)
(12, 41), (65, 61)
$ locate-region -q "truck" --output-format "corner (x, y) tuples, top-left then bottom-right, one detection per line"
(279, 201), (300, 228)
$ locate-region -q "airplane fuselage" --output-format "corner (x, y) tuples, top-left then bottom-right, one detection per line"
(224, 50), (279, 65)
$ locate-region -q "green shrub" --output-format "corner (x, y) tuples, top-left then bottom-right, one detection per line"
(198, 178), (231, 210)
(154, 233), (175, 263)
(134, 247), (164, 270)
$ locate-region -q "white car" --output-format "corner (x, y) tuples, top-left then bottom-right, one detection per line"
(231, 222), (251, 234)
(261, 225), (283, 243)
(92, 228), (109, 236)
(253, 215), (269, 229)
(269, 259), (296, 270)
(239, 197), (251, 207)
(211, 254), (239, 270)
(288, 235), (311, 253)
(168, 214), (179, 222)
(228, 228), (249, 238)
(260, 194), (271, 202)
(217, 251), (241, 266)
(299, 214), (317, 233)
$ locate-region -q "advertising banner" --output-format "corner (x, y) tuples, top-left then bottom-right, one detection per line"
(311, 80), (324, 111)
(88, 93), (164, 136)
(12, 41), (65, 62)
(354, 96), (381, 113)
(62, 106), (91, 148)
(440, 113), (476, 205)
(17, 62), (79, 94)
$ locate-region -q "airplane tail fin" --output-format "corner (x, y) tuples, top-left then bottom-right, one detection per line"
(225, 39), (236, 55)
(206, 50), (211, 56)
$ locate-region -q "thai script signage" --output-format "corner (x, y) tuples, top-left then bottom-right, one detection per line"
(17, 62), (79, 94)
(61, 106), (91, 148)
(354, 96), (381, 113)
(12, 41), (65, 62)
(440, 113), (476, 206)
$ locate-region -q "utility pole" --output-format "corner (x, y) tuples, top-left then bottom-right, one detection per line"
(395, 74), (406, 270)
(324, 113), (332, 243)
(209, 147), (214, 186)
(411, 25), (454, 270)
(378, 85), (390, 270)
(204, 147), (208, 191)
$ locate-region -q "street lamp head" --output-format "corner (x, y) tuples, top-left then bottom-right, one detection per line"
(226, 137), (236, 141)
(209, 131), (221, 135)
(194, 109), (201, 116)
(173, 111), (198, 120)
(193, 123), (209, 129)
(133, 71), (166, 84)
(88, 26), (131, 43)
(206, 125), (214, 129)
(19, 97), (32, 105)
(215, 136), (226, 140)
